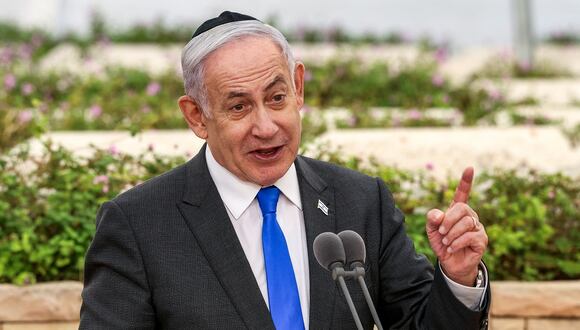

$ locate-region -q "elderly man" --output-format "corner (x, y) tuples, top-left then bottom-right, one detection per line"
(80, 11), (490, 329)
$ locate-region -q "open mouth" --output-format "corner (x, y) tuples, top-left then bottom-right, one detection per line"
(251, 145), (283, 160)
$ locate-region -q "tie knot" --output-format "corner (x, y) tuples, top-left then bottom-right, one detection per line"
(257, 186), (280, 215)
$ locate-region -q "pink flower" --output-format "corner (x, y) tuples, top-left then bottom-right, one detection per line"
(431, 73), (444, 87)
(21, 83), (34, 95)
(547, 190), (555, 199)
(518, 61), (531, 72)
(89, 104), (102, 118)
(408, 109), (422, 120)
(346, 115), (357, 127)
(301, 105), (312, 114)
(425, 163), (435, 171)
(108, 145), (119, 156)
(304, 70), (313, 81)
(93, 175), (109, 185)
(141, 106), (151, 113)
(148, 143), (154, 151)
(4, 74), (16, 90)
(146, 82), (161, 96)
(487, 88), (503, 102)
(18, 110), (33, 124)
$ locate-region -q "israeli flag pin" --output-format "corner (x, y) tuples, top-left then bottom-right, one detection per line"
(317, 199), (329, 216)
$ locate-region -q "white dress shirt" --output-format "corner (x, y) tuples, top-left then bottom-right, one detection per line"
(205, 146), (486, 328)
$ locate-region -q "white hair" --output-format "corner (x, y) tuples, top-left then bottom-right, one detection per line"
(181, 20), (296, 117)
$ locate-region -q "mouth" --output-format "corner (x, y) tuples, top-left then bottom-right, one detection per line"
(250, 145), (284, 161)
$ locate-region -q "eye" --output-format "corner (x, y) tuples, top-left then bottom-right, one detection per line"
(272, 94), (286, 103)
(231, 104), (246, 112)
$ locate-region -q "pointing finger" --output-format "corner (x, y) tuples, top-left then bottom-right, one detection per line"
(451, 167), (474, 207)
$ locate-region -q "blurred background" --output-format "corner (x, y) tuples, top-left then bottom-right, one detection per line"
(0, 1), (578, 329)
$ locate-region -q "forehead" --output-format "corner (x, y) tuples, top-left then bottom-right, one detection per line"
(203, 36), (290, 90)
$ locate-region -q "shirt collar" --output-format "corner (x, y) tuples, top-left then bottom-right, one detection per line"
(205, 146), (302, 220)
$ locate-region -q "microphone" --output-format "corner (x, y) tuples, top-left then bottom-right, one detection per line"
(338, 230), (384, 330)
(313, 232), (363, 330)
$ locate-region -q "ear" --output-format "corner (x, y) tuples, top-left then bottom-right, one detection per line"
(293, 62), (305, 109)
(178, 95), (208, 139)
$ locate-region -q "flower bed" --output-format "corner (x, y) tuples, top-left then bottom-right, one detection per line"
(0, 141), (578, 284)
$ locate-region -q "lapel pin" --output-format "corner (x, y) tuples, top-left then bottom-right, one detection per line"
(317, 199), (329, 216)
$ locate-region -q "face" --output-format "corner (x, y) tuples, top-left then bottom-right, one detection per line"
(179, 36), (305, 186)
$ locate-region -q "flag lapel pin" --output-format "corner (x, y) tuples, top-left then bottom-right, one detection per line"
(317, 199), (329, 216)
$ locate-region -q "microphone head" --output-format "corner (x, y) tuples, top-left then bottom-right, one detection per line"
(338, 230), (366, 268)
(313, 232), (346, 271)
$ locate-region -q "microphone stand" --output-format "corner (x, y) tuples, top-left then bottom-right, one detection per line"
(352, 264), (384, 330)
(335, 263), (384, 330)
(331, 263), (363, 330)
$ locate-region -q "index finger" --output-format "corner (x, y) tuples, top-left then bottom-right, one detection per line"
(451, 167), (474, 206)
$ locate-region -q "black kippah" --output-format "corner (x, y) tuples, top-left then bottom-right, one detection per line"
(191, 11), (259, 39)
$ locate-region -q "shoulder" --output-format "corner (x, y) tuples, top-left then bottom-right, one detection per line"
(111, 161), (188, 211)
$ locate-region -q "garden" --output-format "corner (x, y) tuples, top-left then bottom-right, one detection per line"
(0, 16), (579, 329)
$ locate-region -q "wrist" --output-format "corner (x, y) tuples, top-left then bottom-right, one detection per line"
(442, 266), (479, 287)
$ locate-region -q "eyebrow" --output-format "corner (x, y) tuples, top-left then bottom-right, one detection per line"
(264, 75), (288, 92)
(225, 75), (289, 100)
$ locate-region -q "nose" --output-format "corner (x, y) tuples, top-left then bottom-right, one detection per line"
(251, 106), (279, 139)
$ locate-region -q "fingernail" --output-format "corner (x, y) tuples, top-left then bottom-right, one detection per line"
(439, 226), (446, 235)
(447, 247), (453, 253)
(442, 237), (449, 245)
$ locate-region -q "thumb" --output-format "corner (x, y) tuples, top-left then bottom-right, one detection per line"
(426, 208), (445, 233)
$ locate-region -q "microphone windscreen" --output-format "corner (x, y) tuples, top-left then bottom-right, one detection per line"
(338, 230), (366, 266)
(313, 232), (346, 271)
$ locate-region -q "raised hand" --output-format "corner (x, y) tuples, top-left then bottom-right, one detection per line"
(425, 167), (488, 286)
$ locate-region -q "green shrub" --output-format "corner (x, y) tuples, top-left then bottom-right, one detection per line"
(0, 142), (185, 284)
(1, 142), (577, 284)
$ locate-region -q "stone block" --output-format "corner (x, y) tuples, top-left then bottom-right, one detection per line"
(528, 318), (580, 330)
(489, 317), (525, 330)
(491, 281), (580, 318)
(3, 322), (78, 330)
(0, 282), (82, 321)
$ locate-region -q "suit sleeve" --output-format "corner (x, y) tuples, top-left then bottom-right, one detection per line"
(375, 178), (490, 330)
(80, 201), (156, 329)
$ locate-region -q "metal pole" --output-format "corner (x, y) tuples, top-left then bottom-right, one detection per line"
(512, 0), (535, 69)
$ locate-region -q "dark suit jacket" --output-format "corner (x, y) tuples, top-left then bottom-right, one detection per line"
(80, 145), (490, 329)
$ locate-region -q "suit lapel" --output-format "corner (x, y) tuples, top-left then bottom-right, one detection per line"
(295, 156), (338, 330)
(177, 146), (274, 330)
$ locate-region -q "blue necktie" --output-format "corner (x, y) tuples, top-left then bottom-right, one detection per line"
(258, 186), (305, 330)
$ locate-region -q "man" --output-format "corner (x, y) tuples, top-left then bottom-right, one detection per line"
(80, 11), (490, 329)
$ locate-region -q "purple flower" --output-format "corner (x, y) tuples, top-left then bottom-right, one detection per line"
(18, 110), (33, 124)
(21, 83), (34, 95)
(4, 74), (16, 90)
(434, 47), (448, 64)
(408, 109), (422, 120)
(89, 104), (102, 119)
(19, 44), (33, 61)
(146, 82), (161, 96)
(425, 163), (435, 171)
(431, 73), (444, 87)
(108, 145), (119, 156)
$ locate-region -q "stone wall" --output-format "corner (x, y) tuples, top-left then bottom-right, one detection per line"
(0, 281), (578, 329)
